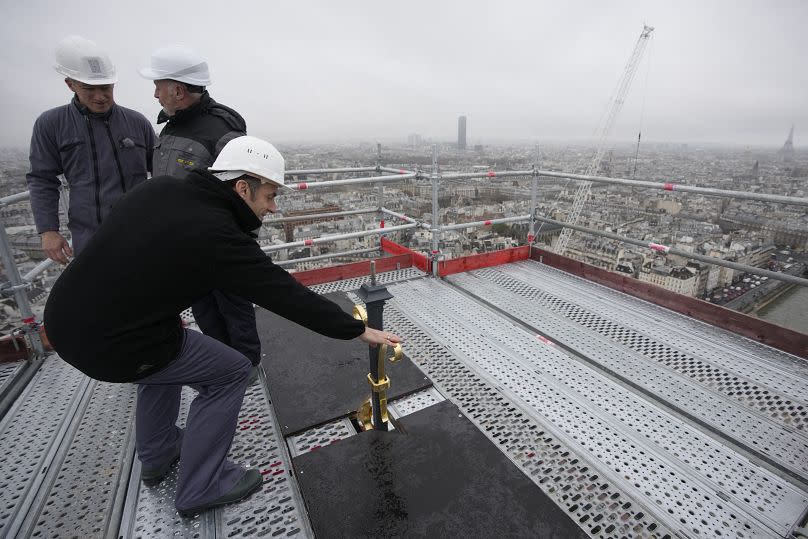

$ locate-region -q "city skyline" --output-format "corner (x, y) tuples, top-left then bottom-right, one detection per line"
(1, 1), (806, 147)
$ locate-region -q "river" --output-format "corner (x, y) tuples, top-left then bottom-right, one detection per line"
(757, 285), (808, 335)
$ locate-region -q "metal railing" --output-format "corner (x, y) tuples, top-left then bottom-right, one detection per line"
(1, 147), (807, 362)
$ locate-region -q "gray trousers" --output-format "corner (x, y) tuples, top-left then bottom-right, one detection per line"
(135, 328), (252, 511)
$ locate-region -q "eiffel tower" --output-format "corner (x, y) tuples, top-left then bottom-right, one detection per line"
(778, 125), (795, 163)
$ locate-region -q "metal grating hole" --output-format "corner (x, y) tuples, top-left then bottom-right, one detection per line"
(453, 268), (808, 481)
(220, 381), (311, 538)
(381, 296), (674, 539)
(0, 357), (89, 535)
(308, 267), (425, 295)
(179, 307), (194, 324)
(493, 262), (808, 432)
(28, 381), (137, 538)
(389, 279), (806, 537)
(388, 387), (445, 417)
(288, 418), (355, 457)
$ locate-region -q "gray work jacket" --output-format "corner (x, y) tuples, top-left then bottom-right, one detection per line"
(26, 97), (156, 254)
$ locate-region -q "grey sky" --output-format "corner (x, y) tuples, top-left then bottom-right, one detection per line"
(1, 0), (805, 148)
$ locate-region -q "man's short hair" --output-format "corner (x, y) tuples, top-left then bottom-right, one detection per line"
(182, 83), (205, 94)
(224, 175), (262, 195)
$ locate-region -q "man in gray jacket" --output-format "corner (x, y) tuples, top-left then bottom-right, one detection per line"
(27, 35), (155, 263)
(140, 44), (261, 369)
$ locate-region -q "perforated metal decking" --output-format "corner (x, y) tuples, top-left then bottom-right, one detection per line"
(1, 263), (806, 538)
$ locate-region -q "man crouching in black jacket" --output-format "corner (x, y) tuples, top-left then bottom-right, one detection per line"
(44, 135), (400, 518)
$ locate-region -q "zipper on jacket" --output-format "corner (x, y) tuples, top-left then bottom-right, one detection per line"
(104, 120), (128, 194)
(85, 117), (103, 225)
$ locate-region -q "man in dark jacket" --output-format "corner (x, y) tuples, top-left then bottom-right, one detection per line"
(27, 35), (155, 262)
(139, 44), (262, 370)
(44, 136), (400, 516)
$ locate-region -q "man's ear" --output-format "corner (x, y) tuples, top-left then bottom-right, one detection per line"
(65, 78), (76, 92)
(233, 179), (249, 199)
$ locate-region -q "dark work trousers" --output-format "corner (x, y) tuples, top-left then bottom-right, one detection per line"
(135, 328), (253, 511)
(192, 290), (261, 366)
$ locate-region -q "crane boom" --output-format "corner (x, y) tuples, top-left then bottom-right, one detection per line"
(553, 24), (654, 255)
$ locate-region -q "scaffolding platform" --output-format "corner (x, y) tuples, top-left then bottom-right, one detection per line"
(0, 261), (806, 539)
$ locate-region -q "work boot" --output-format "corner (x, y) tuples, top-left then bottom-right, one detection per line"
(177, 468), (263, 518)
(141, 444), (182, 487)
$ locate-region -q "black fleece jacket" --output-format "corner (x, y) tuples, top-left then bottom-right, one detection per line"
(44, 170), (365, 382)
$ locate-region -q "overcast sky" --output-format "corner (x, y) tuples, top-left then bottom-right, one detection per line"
(1, 0), (805, 148)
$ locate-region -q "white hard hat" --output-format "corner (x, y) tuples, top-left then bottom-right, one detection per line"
(54, 35), (117, 85)
(209, 136), (289, 188)
(139, 44), (211, 86)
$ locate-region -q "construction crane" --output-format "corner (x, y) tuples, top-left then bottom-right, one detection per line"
(553, 24), (654, 255)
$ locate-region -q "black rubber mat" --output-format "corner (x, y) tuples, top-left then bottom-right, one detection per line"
(257, 291), (431, 436)
(293, 400), (587, 538)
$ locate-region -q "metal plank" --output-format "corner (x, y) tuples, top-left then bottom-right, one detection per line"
(0, 356), (91, 537)
(22, 381), (137, 538)
(288, 418), (355, 458)
(0, 360), (24, 396)
(390, 278), (807, 537)
(504, 261), (808, 425)
(450, 269), (808, 484)
(388, 387), (445, 417)
(218, 370), (313, 538)
(120, 386), (215, 539)
(381, 291), (674, 538)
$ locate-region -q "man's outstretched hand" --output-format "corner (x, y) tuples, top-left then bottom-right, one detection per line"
(359, 327), (402, 347)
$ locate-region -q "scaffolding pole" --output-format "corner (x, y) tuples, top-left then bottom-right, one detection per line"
(286, 172), (417, 191)
(264, 208), (376, 225)
(261, 223), (418, 253)
(533, 216), (808, 287)
(0, 191), (31, 207)
(380, 207), (431, 229)
(0, 216), (44, 358)
(286, 166), (378, 176)
(535, 170), (808, 207)
(529, 145), (540, 257)
(378, 166), (416, 175)
(441, 214), (531, 232)
(275, 247), (379, 267)
(430, 145), (440, 277)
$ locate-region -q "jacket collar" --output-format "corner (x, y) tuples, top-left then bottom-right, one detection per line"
(71, 95), (115, 120)
(157, 91), (211, 125)
(186, 169), (261, 232)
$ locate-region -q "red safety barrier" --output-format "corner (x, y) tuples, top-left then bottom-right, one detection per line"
(380, 238), (430, 273)
(438, 246), (529, 277)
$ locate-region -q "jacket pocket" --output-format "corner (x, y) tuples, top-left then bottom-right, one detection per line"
(57, 139), (89, 183)
(117, 135), (150, 189)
